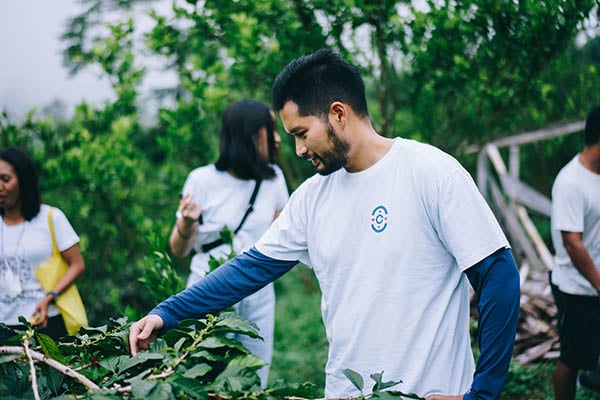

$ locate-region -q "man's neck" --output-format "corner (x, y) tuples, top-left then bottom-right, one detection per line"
(579, 144), (600, 174)
(344, 124), (394, 173)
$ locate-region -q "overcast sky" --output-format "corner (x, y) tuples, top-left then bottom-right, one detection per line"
(0, 0), (115, 120)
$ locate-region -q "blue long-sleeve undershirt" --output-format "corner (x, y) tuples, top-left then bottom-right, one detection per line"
(464, 247), (521, 400)
(150, 247), (297, 331)
(150, 246), (520, 399)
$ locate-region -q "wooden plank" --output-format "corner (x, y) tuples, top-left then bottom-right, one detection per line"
(465, 120), (584, 154)
(499, 174), (552, 217)
(487, 177), (545, 269)
(515, 205), (554, 270)
(485, 144), (507, 175)
(509, 145), (520, 179)
(491, 120), (584, 149)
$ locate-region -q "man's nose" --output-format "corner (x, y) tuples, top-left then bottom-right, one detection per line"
(295, 137), (307, 157)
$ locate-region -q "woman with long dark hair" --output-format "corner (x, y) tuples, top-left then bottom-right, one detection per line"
(0, 147), (86, 341)
(169, 99), (289, 387)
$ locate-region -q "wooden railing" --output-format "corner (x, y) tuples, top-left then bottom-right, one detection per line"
(474, 120), (584, 276)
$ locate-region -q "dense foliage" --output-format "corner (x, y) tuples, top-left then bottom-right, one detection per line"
(0, 313), (319, 399)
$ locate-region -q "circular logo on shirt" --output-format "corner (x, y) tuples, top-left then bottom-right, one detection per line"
(370, 205), (388, 233)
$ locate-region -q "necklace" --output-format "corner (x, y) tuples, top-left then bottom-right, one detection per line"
(0, 218), (27, 299)
(0, 218), (27, 262)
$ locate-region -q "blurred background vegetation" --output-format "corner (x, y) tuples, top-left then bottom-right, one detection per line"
(2, 0), (600, 396)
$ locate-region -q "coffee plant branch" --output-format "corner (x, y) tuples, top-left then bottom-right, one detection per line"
(0, 345), (100, 390)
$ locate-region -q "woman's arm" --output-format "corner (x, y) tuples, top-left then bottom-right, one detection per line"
(169, 193), (201, 258)
(32, 244), (86, 327)
(169, 219), (198, 257)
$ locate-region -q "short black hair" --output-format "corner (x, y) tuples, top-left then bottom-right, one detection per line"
(214, 99), (277, 180)
(0, 147), (41, 221)
(272, 48), (369, 119)
(585, 106), (600, 146)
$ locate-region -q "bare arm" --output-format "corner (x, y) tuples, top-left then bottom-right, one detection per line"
(32, 244), (86, 327)
(169, 193), (201, 258)
(561, 231), (600, 293)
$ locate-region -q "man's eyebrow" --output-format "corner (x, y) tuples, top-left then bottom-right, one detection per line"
(287, 127), (304, 136)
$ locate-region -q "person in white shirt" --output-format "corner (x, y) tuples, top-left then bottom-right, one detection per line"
(0, 147), (85, 341)
(550, 106), (600, 400)
(168, 99), (289, 387)
(131, 49), (520, 399)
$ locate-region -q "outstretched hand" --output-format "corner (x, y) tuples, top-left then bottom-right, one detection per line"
(129, 314), (164, 355)
(426, 395), (463, 400)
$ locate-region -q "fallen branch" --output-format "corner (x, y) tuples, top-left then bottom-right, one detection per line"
(23, 339), (41, 400)
(0, 345), (100, 390)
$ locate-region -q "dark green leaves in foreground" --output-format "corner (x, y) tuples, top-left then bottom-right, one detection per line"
(0, 312), (318, 399)
(0, 313), (429, 399)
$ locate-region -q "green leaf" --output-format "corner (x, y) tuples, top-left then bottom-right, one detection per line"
(119, 352), (164, 373)
(98, 355), (124, 373)
(190, 349), (221, 361)
(383, 390), (426, 399)
(148, 338), (169, 352)
(227, 353), (266, 370)
(370, 371), (400, 392)
(131, 379), (158, 398)
(182, 363), (212, 378)
(36, 332), (66, 363)
(173, 337), (186, 354)
(197, 336), (248, 352)
(343, 368), (364, 392)
(146, 382), (174, 400)
(219, 225), (234, 246)
(213, 312), (261, 338)
(212, 365), (260, 392)
(41, 364), (65, 396)
(171, 376), (209, 399)
(17, 316), (30, 327)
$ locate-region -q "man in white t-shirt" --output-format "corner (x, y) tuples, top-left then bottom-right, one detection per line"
(130, 49), (520, 399)
(550, 106), (600, 400)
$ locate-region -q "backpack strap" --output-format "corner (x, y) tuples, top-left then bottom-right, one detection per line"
(201, 179), (262, 253)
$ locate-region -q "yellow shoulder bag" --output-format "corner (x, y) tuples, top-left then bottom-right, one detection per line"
(34, 207), (88, 335)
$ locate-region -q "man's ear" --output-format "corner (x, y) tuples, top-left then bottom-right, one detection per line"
(329, 101), (347, 128)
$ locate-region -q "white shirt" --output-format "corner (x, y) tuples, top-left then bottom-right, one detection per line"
(0, 205), (79, 325)
(180, 164), (289, 278)
(551, 155), (600, 295)
(256, 138), (509, 398)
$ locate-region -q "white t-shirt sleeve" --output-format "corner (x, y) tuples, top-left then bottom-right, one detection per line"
(51, 207), (79, 252)
(181, 170), (204, 201)
(255, 184), (309, 264)
(429, 168), (509, 271)
(551, 177), (584, 233)
(274, 166), (290, 211)
(181, 171), (195, 195)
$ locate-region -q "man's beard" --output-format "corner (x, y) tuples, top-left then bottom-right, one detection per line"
(316, 123), (350, 176)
